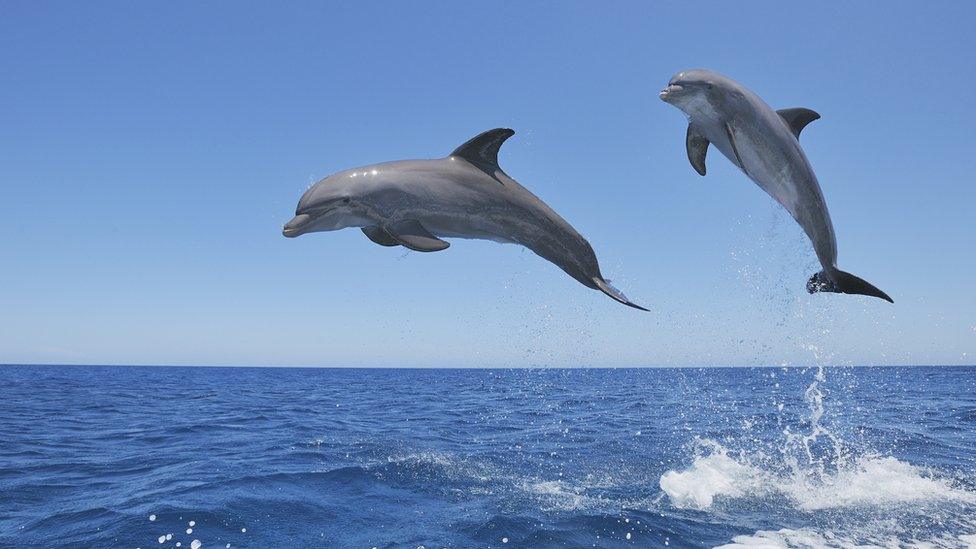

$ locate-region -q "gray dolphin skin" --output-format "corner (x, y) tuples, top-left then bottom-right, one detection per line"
(283, 128), (648, 311)
(659, 69), (892, 303)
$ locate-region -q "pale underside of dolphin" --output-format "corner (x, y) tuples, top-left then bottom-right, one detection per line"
(283, 128), (648, 311)
(660, 69), (892, 303)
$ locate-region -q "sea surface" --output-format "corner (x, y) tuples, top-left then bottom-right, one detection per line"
(0, 365), (974, 548)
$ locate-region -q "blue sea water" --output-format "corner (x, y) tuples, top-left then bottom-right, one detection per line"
(0, 365), (974, 548)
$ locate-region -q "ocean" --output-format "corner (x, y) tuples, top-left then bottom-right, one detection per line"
(0, 365), (973, 548)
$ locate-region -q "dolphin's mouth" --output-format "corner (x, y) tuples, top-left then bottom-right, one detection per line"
(659, 84), (683, 101)
(283, 213), (313, 238)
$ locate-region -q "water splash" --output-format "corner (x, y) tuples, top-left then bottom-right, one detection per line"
(660, 367), (976, 547)
(661, 366), (973, 511)
(781, 365), (849, 482)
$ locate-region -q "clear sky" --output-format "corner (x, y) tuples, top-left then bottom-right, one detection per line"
(1, 2), (973, 367)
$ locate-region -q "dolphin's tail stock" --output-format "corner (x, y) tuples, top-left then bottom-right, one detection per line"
(807, 269), (893, 303)
(592, 277), (649, 311)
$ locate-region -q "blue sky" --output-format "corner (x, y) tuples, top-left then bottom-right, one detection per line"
(1, 2), (973, 367)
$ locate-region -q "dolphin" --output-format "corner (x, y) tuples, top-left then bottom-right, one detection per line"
(283, 128), (648, 311)
(659, 69), (892, 303)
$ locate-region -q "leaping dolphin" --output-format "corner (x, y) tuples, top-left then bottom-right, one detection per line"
(660, 69), (892, 303)
(283, 128), (648, 311)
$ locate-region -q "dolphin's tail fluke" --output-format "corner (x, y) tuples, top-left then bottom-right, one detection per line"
(593, 277), (649, 311)
(807, 269), (893, 303)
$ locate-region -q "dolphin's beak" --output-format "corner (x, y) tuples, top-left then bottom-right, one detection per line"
(283, 214), (312, 238)
(659, 84), (683, 102)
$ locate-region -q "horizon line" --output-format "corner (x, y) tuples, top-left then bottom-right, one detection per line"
(1, 363), (972, 370)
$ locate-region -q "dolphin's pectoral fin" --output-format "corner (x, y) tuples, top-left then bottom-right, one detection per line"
(686, 124), (709, 176)
(777, 108), (820, 139)
(362, 226), (400, 247)
(450, 128), (515, 178)
(724, 122), (748, 176)
(384, 220), (450, 252)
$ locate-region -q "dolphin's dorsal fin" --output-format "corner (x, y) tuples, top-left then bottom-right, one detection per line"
(451, 128), (515, 170)
(686, 124), (709, 176)
(777, 108), (820, 139)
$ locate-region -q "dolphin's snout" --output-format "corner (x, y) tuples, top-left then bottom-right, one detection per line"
(659, 84), (683, 102)
(283, 214), (312, 238)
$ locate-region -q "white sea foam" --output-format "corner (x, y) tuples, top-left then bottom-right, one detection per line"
(659, 443), (769, 509)
(521, 468), (651, 512)
(786, 455), (973, 511)
(718, 526), (976, 549)
(716, 528), (837, 549)
(660, 444), (972, 512)
(524, 480), (588, 511)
